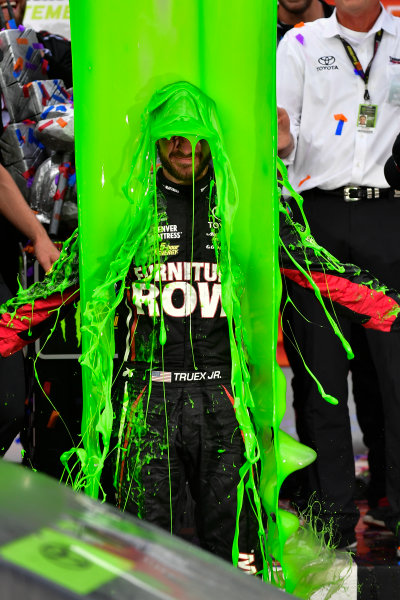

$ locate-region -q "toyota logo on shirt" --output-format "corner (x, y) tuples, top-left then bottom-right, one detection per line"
(317, 56), (338, 71)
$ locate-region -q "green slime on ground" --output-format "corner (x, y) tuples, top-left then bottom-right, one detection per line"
(68, 2), (352, 596)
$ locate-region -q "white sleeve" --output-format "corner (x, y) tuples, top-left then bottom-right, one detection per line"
(276, 32), (306, 165)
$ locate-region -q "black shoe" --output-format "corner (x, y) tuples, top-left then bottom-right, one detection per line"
(363, 506), (392, 528)
(335, 530), (357, 552)
(338, 539), (357, 552)
(366, 488), (386, 509)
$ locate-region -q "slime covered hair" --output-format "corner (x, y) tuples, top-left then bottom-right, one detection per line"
(146, 81), (220, 140)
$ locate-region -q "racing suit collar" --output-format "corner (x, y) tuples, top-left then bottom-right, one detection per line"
(156, 167), (214, 198)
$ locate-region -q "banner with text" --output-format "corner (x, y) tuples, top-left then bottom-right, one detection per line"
(24, 0), (70, 39)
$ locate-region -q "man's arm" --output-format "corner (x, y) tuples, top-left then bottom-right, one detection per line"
(276, 31), (305, 164)
(0, 232), (79, 357)
(384, 132), (400, 188)
(0, 164), (60, 272)
(279, 206), (400, 333)
(278, 107), (294, 158)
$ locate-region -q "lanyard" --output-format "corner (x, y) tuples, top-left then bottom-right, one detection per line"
(338, 29), (383, 102)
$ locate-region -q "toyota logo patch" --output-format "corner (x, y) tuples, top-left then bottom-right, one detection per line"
(318, 56), (336, 66)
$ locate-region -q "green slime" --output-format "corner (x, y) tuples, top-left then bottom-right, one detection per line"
(68, 2), (351, 595)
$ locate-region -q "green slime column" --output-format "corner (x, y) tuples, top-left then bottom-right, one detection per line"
(70, 0), (316, 589)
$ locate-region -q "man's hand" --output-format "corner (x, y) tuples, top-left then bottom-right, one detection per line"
(32, 232), (60, 273)
(0, 164), (60, 273)
(278, 107), (294, 158)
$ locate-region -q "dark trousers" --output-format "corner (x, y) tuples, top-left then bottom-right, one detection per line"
(282, 189), (400, 536)
(0, 274), (25, 455)
(350, 324), (386, 507)
(110, 366), (260, 570)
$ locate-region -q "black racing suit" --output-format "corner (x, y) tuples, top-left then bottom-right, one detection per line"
(110, 168), (400, 567)
(112, 169), (260, 572)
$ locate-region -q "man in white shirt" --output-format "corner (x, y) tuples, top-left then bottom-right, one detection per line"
(277, 0), (400, 550)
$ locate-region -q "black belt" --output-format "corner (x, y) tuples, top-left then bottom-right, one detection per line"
(315, 186), (400, 201)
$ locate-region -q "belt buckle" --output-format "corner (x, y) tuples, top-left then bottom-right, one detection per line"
(344, 186), (360, 202)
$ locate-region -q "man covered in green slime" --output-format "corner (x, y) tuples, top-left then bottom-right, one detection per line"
(1, 83), (400, 573)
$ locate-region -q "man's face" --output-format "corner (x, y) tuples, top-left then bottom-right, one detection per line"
(157, 136), (211, 185)
(1, 0), (27, 25)
(278, 0), (314, 15)
(334, 0), (380, 16)
(359, 115), (366, 125)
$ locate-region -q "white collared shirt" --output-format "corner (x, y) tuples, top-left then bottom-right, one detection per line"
(277, 5), (400, 192)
